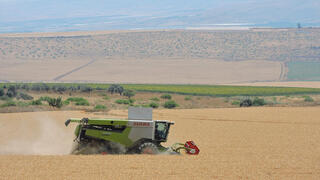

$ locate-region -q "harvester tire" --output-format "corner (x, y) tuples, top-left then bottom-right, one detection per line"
(138, 142), (159, 154)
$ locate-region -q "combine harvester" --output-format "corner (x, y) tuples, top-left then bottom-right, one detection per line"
(65, 107), (199, 155)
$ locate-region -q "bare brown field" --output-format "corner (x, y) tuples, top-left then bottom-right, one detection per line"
(1, 107), (320, 179)
(0, 59), (281, 84)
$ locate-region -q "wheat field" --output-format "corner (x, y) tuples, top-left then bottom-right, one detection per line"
(0, 107), (320, 179)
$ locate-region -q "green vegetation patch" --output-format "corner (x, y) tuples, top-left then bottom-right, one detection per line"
(0, 100), (16, 107)
(94, 104), (107, 110)
(287, 61), (320, 81)
(2, 82), (320, 97)
(160, 94), (172, 99)
(303, 96), (314, 102)
(115, 99), (134, 105)
(149, 102), (159, 108)
(163, 100), (179, 109)
(66, 97), (89, 106)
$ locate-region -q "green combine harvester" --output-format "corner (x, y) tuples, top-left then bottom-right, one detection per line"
(65, 107), (199, 155)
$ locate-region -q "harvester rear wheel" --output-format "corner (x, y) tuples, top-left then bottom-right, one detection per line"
(138, 142), (159, 154)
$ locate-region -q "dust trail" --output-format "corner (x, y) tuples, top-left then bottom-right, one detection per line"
(0, 114), (74, 155)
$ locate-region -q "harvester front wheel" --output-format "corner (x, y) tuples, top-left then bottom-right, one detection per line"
(138, 142), (159, 154)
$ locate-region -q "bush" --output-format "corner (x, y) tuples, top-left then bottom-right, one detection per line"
(31, 99), (42, 105)
(115, 99), (130, 104)
(149, 102), (159, 108)
(184, 96), (192, 101)
(108, 84), (124, 95)
(63, 100), (70, 106)
(161, 94), (172, 99)
(150, 97), (159, 101)
(163, 100), (178, 109)
(66, 97), (89, 106)
(17, 101), (29, 107)
(31, 84), (50, 91)
(303, 96), (314, 102)
(123, 89), (135, 99)
(21, 84), (30, 91)
(0, 88), (4, 96)
(231, 101), (240, 105)
(94, 104), (107, 110)
(96, 87), (105, 90)
(39, 96), (51, 102)
(47, 97), (63, 108)
(16, 92), (33, 100)
(6, 85), (17, 97)
(252, 97), (266, 106)
(240, 98), (252, 107)
(1, 100), (16, 107)
(52, 85), (67, 93)
(6, 90), (15, 98)
(103, 95), (110, 100)
(80, 86), (93, 93)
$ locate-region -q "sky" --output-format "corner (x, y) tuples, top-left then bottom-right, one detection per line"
(0, 0), (319, 32)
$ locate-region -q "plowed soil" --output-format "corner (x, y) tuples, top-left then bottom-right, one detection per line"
(1, 107), (320, 179)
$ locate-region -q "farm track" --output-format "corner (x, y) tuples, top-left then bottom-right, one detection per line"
(53, 59), (97, 81)
(1, 107), (320, 179)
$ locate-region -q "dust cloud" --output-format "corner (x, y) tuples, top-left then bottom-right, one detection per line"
(0, 114), (74, 155)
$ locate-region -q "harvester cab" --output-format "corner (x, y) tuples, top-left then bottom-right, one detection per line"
(65, 107), (199, 155)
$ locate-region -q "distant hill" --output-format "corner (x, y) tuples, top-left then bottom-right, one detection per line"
(0, 29), (320, 61)
(0, 0), (319, 33)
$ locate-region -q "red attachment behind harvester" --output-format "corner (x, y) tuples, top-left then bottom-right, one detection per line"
(184, 141), (200, 155)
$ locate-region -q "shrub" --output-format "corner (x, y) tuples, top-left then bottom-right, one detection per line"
(108, 84), (124, 95)
(128, 99), (135, 104)
(39, 96), (51, 102)
(149, 102), (159, 108)
(184, 96), (192, 101)
(96, 87), (105, 90)
(303, 96), (314, 102)
(232, 101), (240, 105)
(31, 99), (42, 105)
(66, 97), (89, 106)
(52, 85), (67, 93)
(94, 104), (107, 110)
(31, 83), (50, 91)
(240, 98), (252, 107)
(63, 100), (70, 105)
(163, 100), (178, 109)
(103, 95), (110, 100)
(252, 97), (266, 106)
(0, 88), (4, 96)
(1, 100), (16, 107)
(123, 89), (135, 99)
(150, 97), (159, 101)
(17, 101), (29, 107)
(21, 84), (30, 90)
(6, 85), (17, 97)
(16, 92), (33, 100)
(161, 94), (172, 99)
(47, 97), (63, 108)
(6, 90), (15, 98)
(115, 99), (130, 104)
(80, 86), (93, 93)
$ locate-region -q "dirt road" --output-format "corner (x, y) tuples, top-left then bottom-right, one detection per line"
(0, 107), (320, 179)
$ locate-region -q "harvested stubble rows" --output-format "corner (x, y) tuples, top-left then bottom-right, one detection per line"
(0, 107), (320, 179)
